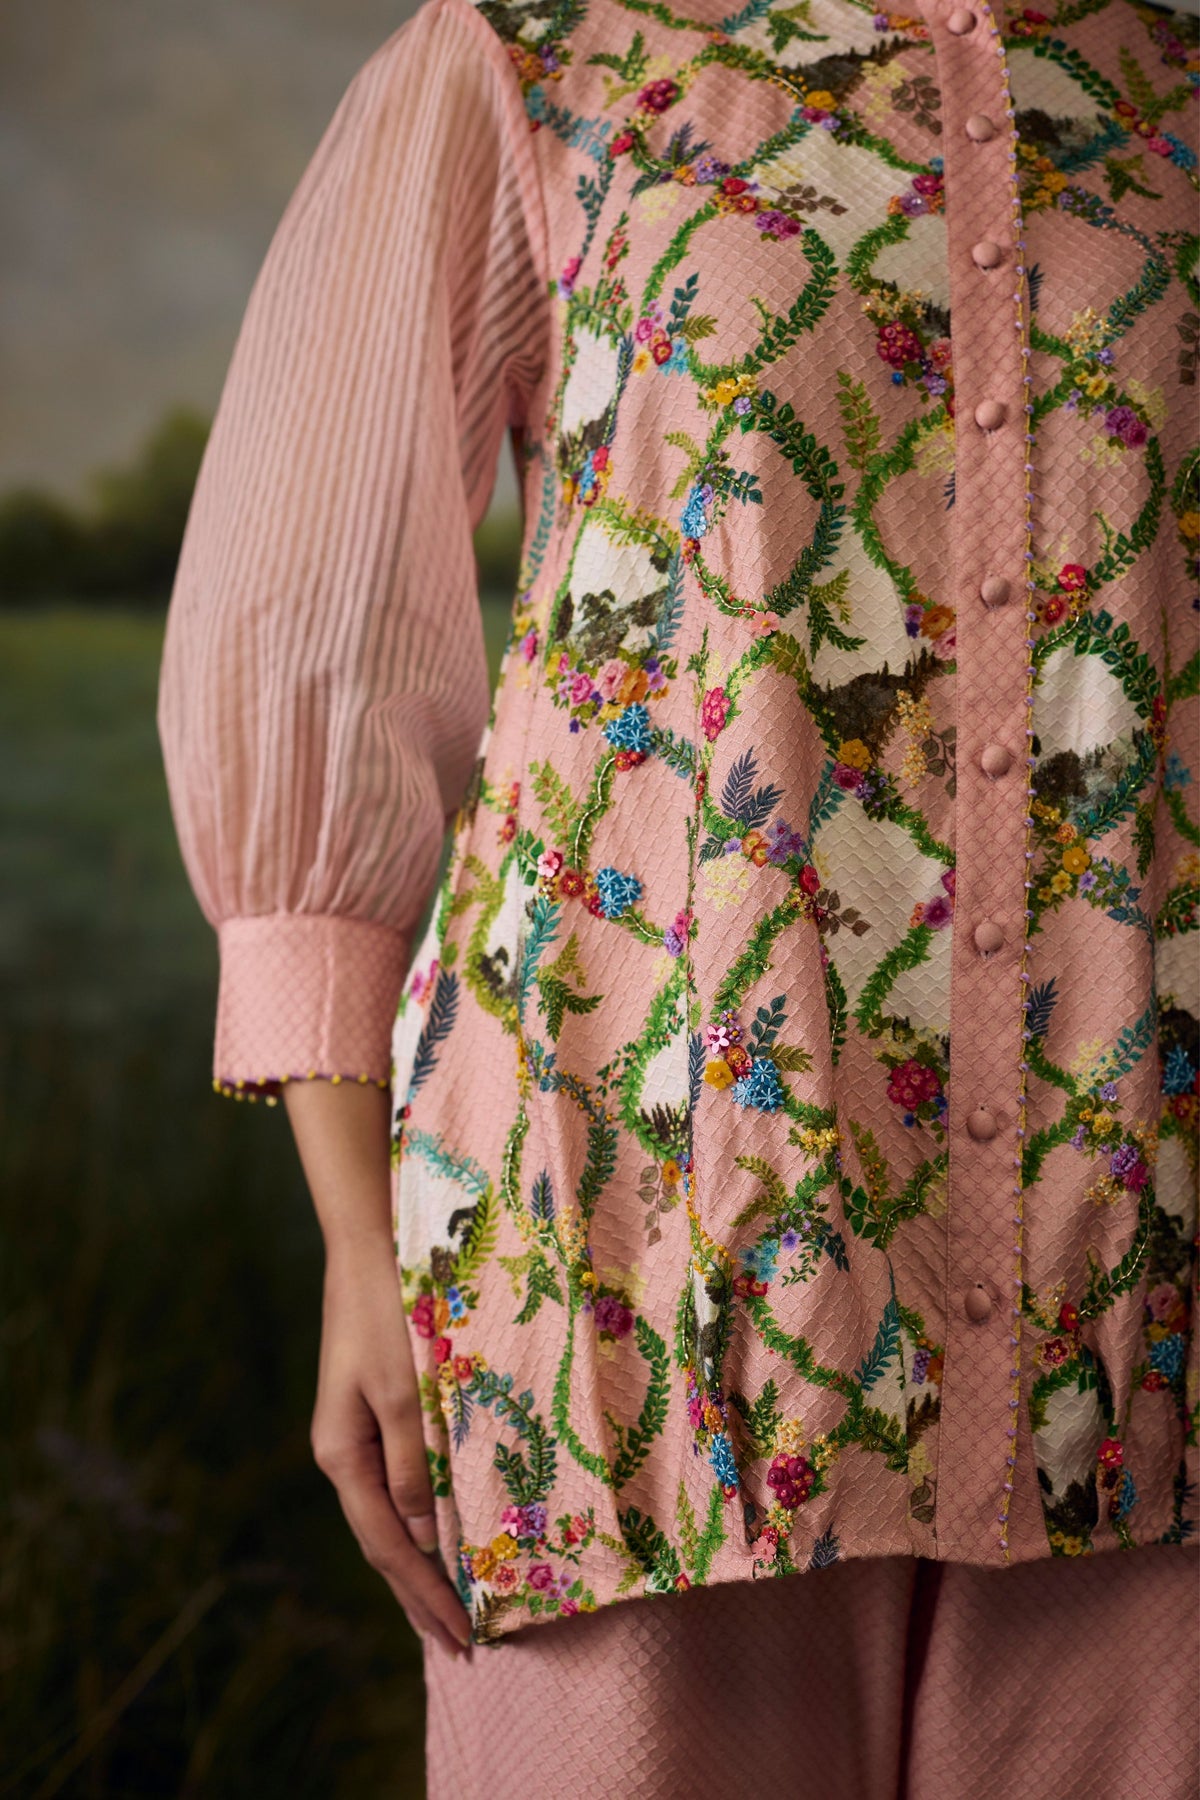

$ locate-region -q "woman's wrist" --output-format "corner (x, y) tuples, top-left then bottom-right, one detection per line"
(282, 1078), (397, 1261)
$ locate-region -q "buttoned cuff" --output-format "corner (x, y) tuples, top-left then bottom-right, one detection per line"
(213, 914), (413, 1100)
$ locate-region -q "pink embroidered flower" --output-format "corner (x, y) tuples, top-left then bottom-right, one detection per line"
(560, 1597), (580, 1615)
(1104, 404), (1147, 448)
(557, 254), (581, 299)
(833, 762), (866, 791)
(941, 869), (956, 898)
(537, 848), (565, 879)
(564, 1512), (590, 1544)
(922, 894), (952, 929)
(520, 626), (539, 662)
(569, 670), (594, 704)
(527, 1563), (556, 1591)
(1058, 562), (1088, 590)
(701, 685), (730, 739)
(1146, 135), (1174, 157)
(1145, 1282), (1181, 1324)
(634, 312), (658, 343)
(491, 1563), (520, 1592)
(931, 623), (957, 660)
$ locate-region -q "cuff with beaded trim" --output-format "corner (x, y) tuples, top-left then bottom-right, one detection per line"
(213, 913), (412, 1102)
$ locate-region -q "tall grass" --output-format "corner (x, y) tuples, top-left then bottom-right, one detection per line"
(1, 591), (516, 1796)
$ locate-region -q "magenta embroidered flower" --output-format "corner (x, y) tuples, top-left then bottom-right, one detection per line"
(922, 893), (953, 929)
(412, 1292), (436, 1338)
(593, 1293), (634, 1338)
(766, 1452), (814, 1509)
(877, 321), (923, 367)
(701, 685), (730, 739)
(569, 670), (594, 704)
(557, 254), (581, 299)
(1103, 404), (1147, 448)
(638, 77), (678, 112)
(888, 1059), (942, 1108)
(527, 1563), (556, 1591)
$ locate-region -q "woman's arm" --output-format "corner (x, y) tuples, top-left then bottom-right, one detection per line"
(284, 1079), (472, 1657)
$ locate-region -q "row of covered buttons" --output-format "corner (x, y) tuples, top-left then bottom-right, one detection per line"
(955, 3), (1010, 1332)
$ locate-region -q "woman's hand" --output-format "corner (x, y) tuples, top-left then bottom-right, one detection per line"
(283, 1079), (473, 1659)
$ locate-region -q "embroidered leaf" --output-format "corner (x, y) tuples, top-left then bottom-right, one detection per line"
(519, 894), (561, 1020)
(769, 1043), (813, 1072)
(743, 1377), (780, 1455)
(1025, 975), (1059, 1040)
(720, 747), (784, 830)
(516, 1251), (564, 1325)
(680, 313), (717, 341)
(822, 1230), (849, 1272)
(530, 1168), (555, 1222)
(748, 993), (787, 1052)
(668, 268), (700, 328)
(688, 1029), (706, 1111)
(808, 759), (843, 835)
(447, 1381), (474, 1451)
(809, 1528), (841, 1569)
(835, 369), (881, 471)
(856, 1296), (901, 1392)
(409, 968), (460, 1096)
(654, 546), (687, 654)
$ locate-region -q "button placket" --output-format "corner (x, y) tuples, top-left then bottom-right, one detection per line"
(927, 0), (1035, 1564)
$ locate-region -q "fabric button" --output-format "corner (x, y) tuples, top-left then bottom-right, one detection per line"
(974, 397), (1007, 431)
(971, 239), (1004, 269)
(980, 574), (1011, 608)
(980, 742), (1013, 777)
(947, 6), (977, 31)
(966, 1105), (998, 1141)
(973, 919), (1005, 953)
(964, 1284), (993, 1323)
(965, 112), (996, 141)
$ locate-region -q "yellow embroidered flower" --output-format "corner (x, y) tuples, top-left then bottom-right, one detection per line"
(1059, 1535), (1087, 1556)
(1062, 844), (1091, 875)
(579, 1268), (597, 1289)
(703, 1400), (724, 1431)
(471, 1545), (499, 1579)
(490, 1532), (520, 1561)
(433, 1295), (451, 1330)
(1050, 870), (1072, 894)
(837, 737), (872, 770)
(1081, 372), (1109, 399)
(1178, 510), (1200, 541)
(920, 604), (955, 639)
(704, 1059), (735, 1089)
(1091, 1111), (1115, 1136)
(1032, 797), (1060, 822)
(1042, 169), (1069, 194)
(773, 1418), (807, 1455)
(805, 89), (837, 109)
(1080, 1107), (1095, 1122)
(632, 348), (652, 375)
(661, 1158), (682, 1186)
(711, 378), (738, 406)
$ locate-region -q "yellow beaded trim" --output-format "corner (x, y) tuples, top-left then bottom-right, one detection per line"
(982, 0), (1035, 1565)
(213, 1070), (390, 1107)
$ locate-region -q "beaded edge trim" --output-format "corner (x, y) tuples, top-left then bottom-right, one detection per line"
(983, 0), (1035, 1563)
(214, 1071), (391, 1106)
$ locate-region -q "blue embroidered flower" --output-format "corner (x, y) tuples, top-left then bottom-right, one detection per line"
(603, 701), (652, 753)
(1113, 1468), (1139, 1518)
(680, 482), (711, 538)
(1163, 1045), (1195, 1096)
(1163, 132), (1197, 171)
(743, 1236), (779, 1283)
(447, 1284), (467, 1322)
(1164, 750), (1192, 791)
(1149, 1334), (1186, 1381)
(709, 1432), (738, 1485)
(662, 334), (689, 375)
(731, 1056), (785, 1112)
(595, 866), (643, 918)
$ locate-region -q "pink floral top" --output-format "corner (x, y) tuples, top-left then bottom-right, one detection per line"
(159, 0), (1199, 1644)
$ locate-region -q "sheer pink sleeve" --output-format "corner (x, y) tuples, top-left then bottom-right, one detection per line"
(157, 0), (549, 1101)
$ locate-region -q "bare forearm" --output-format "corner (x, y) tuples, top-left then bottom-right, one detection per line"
(282, 1079), (394, 1263)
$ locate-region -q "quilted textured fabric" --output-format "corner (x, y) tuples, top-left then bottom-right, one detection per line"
(159, 0), (1200, 1659)
(422, 1545), (1200, 1799)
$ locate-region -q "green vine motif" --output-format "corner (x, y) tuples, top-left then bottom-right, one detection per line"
(675, 1477), (728, 1582)
(1036, 607), (1163, 720)
(1028, 36), (1123, 113)
(453, 851), (522, 1034)
(615, 962), (692, 1159)
(839, 1155), (944, 1253)
(685, 229), (839, 391)
(853, 924), (935, 1038)
(709, 888), (807, 1018)
(742, 1292), (865, 1411)
(848, 408), (949, 606)
(1080, 1189), (1157, 1319)
(467, 1365), (560, 1506)
(551, 1283), (671, 1487)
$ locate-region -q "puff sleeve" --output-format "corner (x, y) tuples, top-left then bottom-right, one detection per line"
(157, 0), (549, 1099)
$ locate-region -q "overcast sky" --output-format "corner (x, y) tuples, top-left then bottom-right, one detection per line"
(0, 0), (515, 512)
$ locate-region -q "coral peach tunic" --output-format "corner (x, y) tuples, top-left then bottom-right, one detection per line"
(159, 0), (1200, 1647)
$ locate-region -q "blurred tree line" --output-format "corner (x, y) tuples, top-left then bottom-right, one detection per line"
(0, 409), (523, 605)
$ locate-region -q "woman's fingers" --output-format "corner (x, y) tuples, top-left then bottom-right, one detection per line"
(312, 1392), (473, 1655)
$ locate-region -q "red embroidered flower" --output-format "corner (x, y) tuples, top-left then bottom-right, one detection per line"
(798, 864), (821, 895)
(608, 129), (635, 155)
(766, 1453), (815, 1510)
(888, 1058), (942, 1109)
(1097, 1437), (1124, 1470)
(725, 1044), (752, 1078)
(412, 1293), (436, 1339)
(558, 867), (585, 897)
(434, 1335), (453, 1364)
(701, 685), (730, 740)
(721, 176), (750, 196)
(1058, 1301), (1080, 1333)
(1058, 562), (1088, 591)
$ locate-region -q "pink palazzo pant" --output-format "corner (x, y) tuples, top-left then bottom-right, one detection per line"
(422, 1545), (1199, 1799)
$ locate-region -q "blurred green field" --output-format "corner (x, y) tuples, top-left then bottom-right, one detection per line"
(0, 590), (516, 1798)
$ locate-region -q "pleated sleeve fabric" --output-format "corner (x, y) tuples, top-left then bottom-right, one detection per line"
(157, 0), (550, 1098)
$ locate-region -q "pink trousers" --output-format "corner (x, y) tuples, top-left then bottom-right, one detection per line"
(422, 1546), (1198, 1799)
